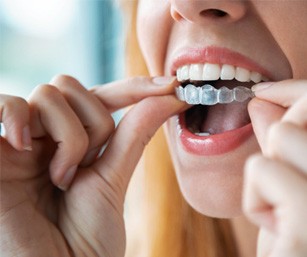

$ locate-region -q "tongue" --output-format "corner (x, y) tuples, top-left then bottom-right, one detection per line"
(201, 101), (250, 134)
(200, 80), (253, 134)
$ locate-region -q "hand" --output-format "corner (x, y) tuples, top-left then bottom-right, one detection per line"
(244, 80), (307, 257)
(0, 75), (186, 257)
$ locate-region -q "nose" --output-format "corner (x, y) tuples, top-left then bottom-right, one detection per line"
(170, 0), (247, 24)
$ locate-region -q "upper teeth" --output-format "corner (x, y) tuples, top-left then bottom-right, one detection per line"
(176, 63), (266, 83)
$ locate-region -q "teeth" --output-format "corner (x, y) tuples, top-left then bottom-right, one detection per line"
(195, 132), (211, 136)
(203, 63), (221, 81)
(235, 67), (251, 82)
(190, 64), (203, 80)
(181, 65), (189, 81)
(175, 84), (255, 105)
(176, 63), (265, 83)
(250, 71), (262, 83)
(220, 64), (235, 80)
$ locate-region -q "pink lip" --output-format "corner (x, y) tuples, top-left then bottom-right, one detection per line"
(171, 46), (261, 155)
(178, 113), (254, 156)
(170, 46), (272, 79)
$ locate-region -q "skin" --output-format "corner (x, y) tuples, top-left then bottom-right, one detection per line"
(137, 0), (294, 217)
(0, 1), (307, 257)
(137, 0), (307, 255)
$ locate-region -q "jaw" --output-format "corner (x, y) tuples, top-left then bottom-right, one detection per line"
(163, 111), (260, 218)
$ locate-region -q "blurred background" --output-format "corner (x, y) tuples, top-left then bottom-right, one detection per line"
(0, 0), (124, 97)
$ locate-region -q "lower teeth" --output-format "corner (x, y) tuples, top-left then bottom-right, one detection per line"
(194, 132), (211, 136)
(175, 84), (255, 105)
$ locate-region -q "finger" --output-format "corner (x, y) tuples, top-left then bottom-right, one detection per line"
(0, 94), (32, 151)
(91, 76), (178, 112)
(248, 98), (285, 153)
(282, 93), (307, 127)
(252, 79), (307, 108)
(29, 85), (89, 190)
(243, 154), (307, 233)
(50, 75), (115, 166)
(266, 122), (307, 174)
(92, 95), (187, 199)
(257, 229), (275, 257)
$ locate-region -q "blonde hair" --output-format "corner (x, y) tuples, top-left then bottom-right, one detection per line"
(122, 1), (238, 256)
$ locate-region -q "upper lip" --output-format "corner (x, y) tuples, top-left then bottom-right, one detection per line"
(169, 46), (274, 80)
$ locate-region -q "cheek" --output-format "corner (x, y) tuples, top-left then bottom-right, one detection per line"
(137, 1), (172, 75)
(255, 2), (307, 78)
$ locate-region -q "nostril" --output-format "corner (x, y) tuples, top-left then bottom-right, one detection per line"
(200, 9), (228, 18)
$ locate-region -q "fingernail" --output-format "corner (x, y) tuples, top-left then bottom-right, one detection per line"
(58, 165), (78, 191)
(22, 126), (32, 151)
(152, 76), (176, 86)
(251, 82), (275, 92)
(82, 147), (101, 166)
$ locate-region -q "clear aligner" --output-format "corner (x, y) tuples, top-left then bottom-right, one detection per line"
(175, 84), (255, 105)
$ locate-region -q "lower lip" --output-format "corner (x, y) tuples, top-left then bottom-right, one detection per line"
(178, 113), (254, 156)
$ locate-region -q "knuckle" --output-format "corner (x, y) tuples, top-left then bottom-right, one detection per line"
(93, 111), (115, 137)
(91, 116), (115, 144)
(1, 95), (29, 121)
(104, 115), (116, 134)
(33, 84), (61, 100)
(245, 154), (262, 179)
(51, 74), (82, 91)
(244, 154), (271, 187)
(68, 130), (89, 156)
(77, 130), (89, 149)
(4, 96), (27, 111)
(51, 74), (79, 86)
(267, 122), (287, 156)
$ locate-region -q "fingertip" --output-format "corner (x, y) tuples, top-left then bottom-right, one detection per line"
(22, 125), (33, 151)
(251, 82), (274, 93)
(1, 95), (32, 151)
(4, 124), (32, 152)
(151, 76), (177, 87)
(248, 98), (286, 153)
(57, 164), (78, 191)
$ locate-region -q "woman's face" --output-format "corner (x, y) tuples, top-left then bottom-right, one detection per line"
(137, 0), (307, 217)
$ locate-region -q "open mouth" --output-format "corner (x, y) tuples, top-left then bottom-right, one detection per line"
(175, 63), (267, 136)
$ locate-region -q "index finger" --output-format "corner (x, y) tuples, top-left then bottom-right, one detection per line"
(252, 79), (307, 107)
(252, 79), (307, 127)
(92, 94), (187, 198)
(90, 76), (178, 112)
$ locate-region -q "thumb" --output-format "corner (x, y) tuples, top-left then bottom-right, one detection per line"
(92, 95), (187, 198)
(248, 98), (285, 153)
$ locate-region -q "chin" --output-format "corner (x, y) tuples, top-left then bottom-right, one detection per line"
(175, 164), (245, 218)
(163, 117), (259, 218)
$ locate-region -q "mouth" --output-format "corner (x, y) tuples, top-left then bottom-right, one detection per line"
(175, 62), (267, 136)
(167, 46), (274, 155)
(172, 61), (268, 155)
